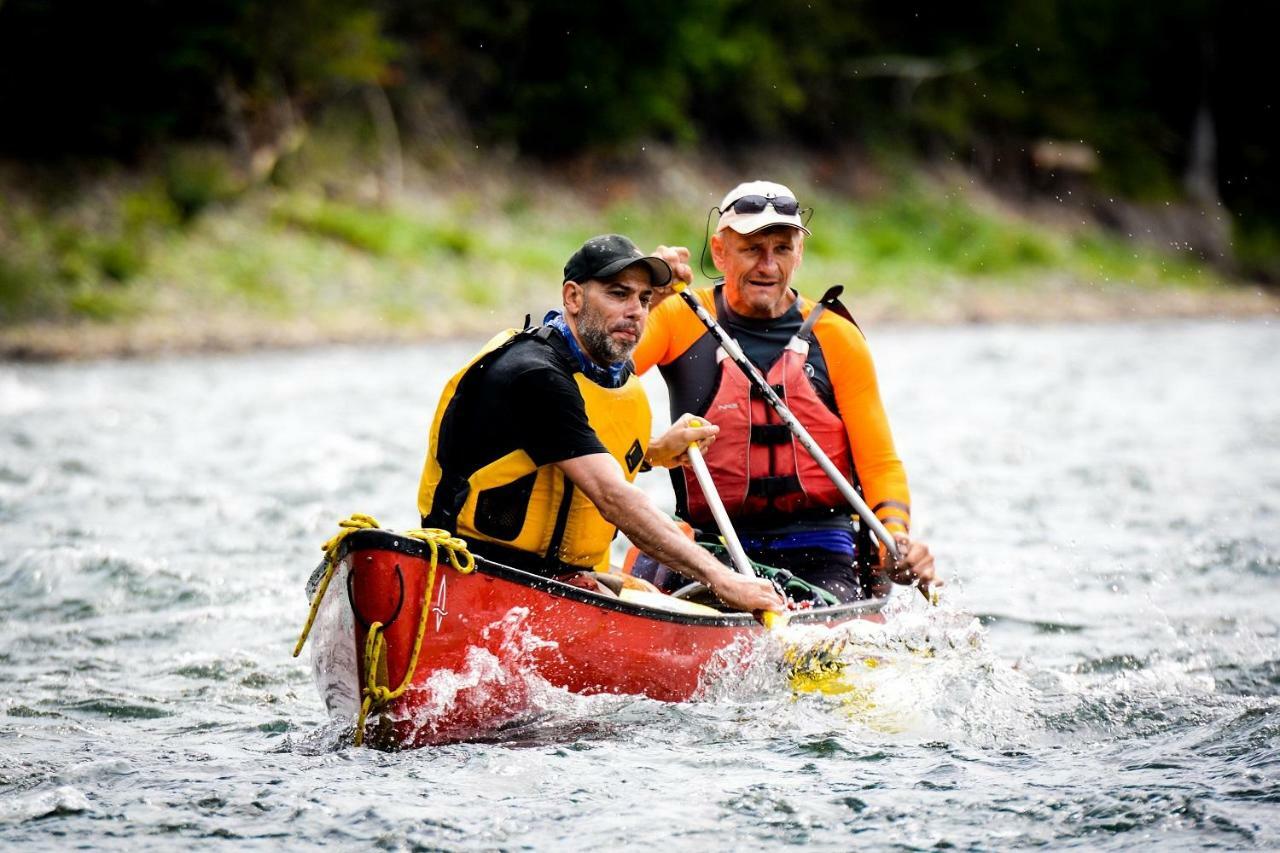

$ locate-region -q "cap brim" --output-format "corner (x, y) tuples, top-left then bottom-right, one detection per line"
(593, 255), (673, 287)
(718, 210), (811, 236)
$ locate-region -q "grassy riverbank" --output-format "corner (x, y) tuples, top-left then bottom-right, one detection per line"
(2, 144), (1275, 360)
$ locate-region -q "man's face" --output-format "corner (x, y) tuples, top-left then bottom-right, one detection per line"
(711, 226), (804, 319)
(565, 265), (655, 365)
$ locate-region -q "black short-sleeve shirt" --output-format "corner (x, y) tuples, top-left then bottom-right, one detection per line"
(424, 330), (609, 527)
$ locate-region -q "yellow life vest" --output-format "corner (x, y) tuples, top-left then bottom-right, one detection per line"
(417, 327), (651, 571)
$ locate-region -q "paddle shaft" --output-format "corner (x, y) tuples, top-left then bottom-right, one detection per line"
(673, 284), (902, 564)
(686, 421), (788, 627)
(685, 435), (756, 577)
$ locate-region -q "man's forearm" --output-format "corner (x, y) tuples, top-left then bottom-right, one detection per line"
(555, 452), (782, 613)
(593, 480), (731, 586)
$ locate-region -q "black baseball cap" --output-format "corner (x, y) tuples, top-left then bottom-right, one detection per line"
(563, 234), (672, 287)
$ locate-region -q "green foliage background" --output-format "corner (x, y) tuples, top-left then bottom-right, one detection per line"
(1, 0), (1271, 216)
(0, 0), (1274, 343)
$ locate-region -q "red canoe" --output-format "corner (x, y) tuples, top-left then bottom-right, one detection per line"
(306, 528), (886, 747)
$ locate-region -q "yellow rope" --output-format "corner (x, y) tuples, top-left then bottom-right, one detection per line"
(352, 527), (473, 746)
(404, 527), (476, 575)
(292, 513), (382, 658)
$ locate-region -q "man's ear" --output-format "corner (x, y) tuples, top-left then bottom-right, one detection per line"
(709, 234), (726, 273)
(563, 280), (585, 316)
(794, 234), (805, 270)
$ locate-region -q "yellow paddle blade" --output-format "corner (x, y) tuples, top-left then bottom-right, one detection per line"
(789, 668), (859, 696)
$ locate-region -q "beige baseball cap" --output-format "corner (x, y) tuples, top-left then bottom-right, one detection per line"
(715, 180), (811, 236)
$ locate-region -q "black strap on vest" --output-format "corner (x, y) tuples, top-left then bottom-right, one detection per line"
(803, 284), (864, 339)
(747, 475), (802, 498)
(713, 283), (730, 323)
(750, 424), (792, 445)
(541, 475), (576, 569)
(797, 285), (842, 341)
(750, 383), (786, 399)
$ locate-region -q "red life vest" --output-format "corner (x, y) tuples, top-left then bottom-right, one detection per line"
(682, 332), (856, 525)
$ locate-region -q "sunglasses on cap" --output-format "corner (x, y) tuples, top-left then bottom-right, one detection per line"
(725, 194), (802, 216)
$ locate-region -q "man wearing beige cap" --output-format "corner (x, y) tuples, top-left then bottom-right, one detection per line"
(633, 182), (938, 603)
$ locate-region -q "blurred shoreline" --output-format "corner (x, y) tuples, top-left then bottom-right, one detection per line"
(2, 282), (1273, 362)
(4, 143), (1276, 362)
(4, 4), (1278, 363)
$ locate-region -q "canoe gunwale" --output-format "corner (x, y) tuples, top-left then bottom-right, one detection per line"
(337, 528), (886, 629)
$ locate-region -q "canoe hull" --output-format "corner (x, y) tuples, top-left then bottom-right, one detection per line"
(309, 529), (885, 747)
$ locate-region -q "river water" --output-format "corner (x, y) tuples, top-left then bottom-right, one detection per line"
(1, 318), (1277, 850)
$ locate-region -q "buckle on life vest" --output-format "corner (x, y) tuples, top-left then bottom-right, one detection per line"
(749, 424), (792, 445)
(750, 383), (786, 399)
(746, 475), (802, 498)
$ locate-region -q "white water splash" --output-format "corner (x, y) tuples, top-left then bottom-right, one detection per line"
(692, 602), (1046, 744)
(397, 607), (561, 741)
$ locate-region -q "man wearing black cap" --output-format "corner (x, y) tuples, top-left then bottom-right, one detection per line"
(417, 234), (784, 614)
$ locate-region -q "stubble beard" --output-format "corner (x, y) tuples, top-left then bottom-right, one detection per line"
(729, 277), (792, 319)
(577, 305), (636, 366)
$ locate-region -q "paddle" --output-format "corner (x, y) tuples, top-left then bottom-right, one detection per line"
(684, 420), (756, 578)
(688, 421), (892, 685)
(687, 425), (871, 696)
(671, 281), (937, 604)
(684, 419), (789, 629)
